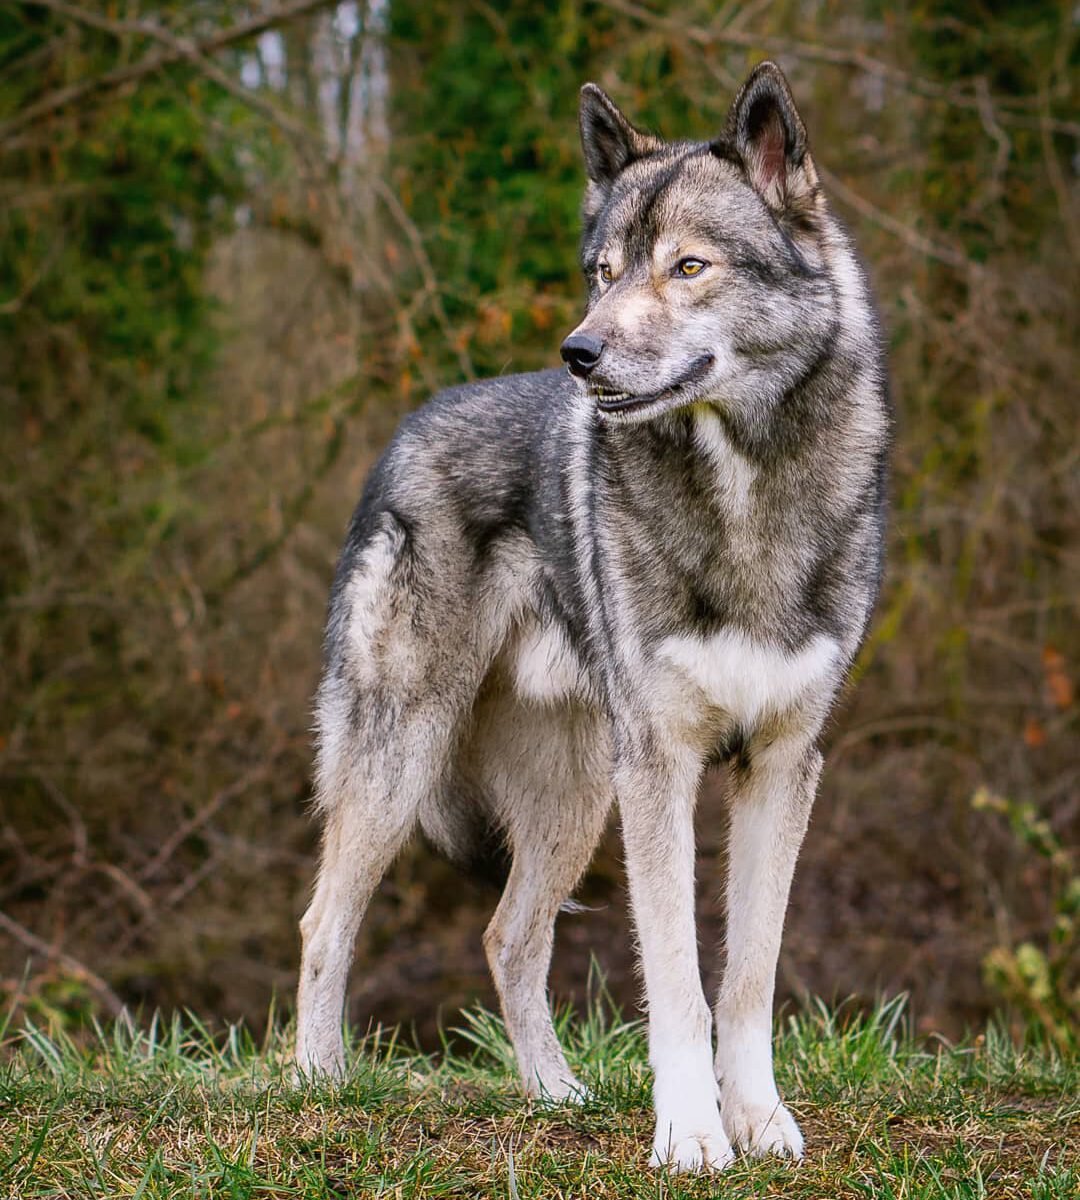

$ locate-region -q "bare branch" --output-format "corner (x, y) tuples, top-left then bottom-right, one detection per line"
(595, 0), (1080, 139)
(816, 164), (979, 275)
(973, 75), (1011, 210)
(0, 907), (125, 1016)
(137, 748), (286, 885)
(372, 177), (476, 380)
(0, 231), (64, 315)
(2, 0), (341, 143)
(21, 0), (321, 145)
(1039, 83), (1080, 265)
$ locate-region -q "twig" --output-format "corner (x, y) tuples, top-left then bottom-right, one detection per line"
(973, 76), (1011, 210)
(816, 164), (978, 275)
(2, 0), (341, 143)
(372, 177), (476, 380)
(0, 908), (125, 1016)
(34, 771), (87, 867)
(594, 0), (1080, 138)
(113, 850), (227, 958)
(95, 863), (154, 917)
(0, 232), (64, 315)
(208, 405), (352, 602)
(137, 745), (287, 884)
(16, 0), (324, 146)
(1, 591), (117, 609)
(1039, 83), (1080, 265)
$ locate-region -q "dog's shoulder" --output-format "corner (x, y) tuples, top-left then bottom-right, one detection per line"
(335, 369), (581, 585)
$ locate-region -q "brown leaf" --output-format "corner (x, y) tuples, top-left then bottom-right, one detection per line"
(1023, 716), (1046, 748)
(1041, 645), (1074, 710)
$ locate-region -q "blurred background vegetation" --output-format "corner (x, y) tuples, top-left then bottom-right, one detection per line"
(1, 1), (1076, 1047)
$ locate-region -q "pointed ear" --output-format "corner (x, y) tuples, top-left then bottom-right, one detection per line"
(579, 83), (660, 187)
(721, 61), (819, 219)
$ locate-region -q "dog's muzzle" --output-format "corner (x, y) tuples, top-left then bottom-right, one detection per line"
(589, 353), (715, 415)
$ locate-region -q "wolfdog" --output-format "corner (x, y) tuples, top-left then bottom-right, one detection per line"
(295, 61), (890, 1171)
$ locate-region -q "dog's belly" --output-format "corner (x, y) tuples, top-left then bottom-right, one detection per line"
(652, 628), (841, 731)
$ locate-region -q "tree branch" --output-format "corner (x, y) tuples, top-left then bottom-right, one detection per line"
(816, 164), (979, 275)
(0, 907), (125, 1016)
(2, 0), (341, 144)
(595, 0), (1080, 139)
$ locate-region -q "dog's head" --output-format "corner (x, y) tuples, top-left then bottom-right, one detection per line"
(562, 63), (838, 425)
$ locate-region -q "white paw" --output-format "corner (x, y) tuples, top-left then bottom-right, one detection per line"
(721, 1094), (804, 1159)
(650, 1121), (735, 1172)
(650, 1044), (734, 1171)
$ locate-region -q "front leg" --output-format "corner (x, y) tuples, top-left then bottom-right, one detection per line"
(714, 735), (821, 1158)
(616, 739), (733, 1172)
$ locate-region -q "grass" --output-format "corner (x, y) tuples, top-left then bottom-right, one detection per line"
(0, 992), (1076, 1199)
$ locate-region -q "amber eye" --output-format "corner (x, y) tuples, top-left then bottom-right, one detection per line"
(598, 263), (613, 284)
(676, 258), (707, 277)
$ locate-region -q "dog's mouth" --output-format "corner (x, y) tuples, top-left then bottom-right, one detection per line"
(587, 353), (715, 417)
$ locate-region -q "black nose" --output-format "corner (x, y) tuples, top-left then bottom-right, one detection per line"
(560, 332), (604, 378)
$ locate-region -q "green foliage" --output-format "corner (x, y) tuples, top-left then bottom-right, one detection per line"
(0, 8), (261, 643)
(907, 0), (1071, 253)
(0, 6), (323, 1036)
(390, 2), (592, 276)
(0, 18), (245, 420)
(385, 1), (595, 377)
(49, 94), (233, 400)
(973, 788), (1079, 1053)
(386, 0), (745, 378)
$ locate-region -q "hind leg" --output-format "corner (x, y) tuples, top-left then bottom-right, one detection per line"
(296, 788), (408, 1077)
(295, 512), (504, 1077)
(472, 701), (612, 1099)
(296, 696), (460, 1077)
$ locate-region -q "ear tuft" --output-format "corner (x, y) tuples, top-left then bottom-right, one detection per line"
(579, 83), (660, 188)
(724, 61), (817, 217)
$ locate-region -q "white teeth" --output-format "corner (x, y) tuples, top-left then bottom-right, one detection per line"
(589, 385), (631, 402)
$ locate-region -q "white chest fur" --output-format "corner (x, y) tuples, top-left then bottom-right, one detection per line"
(655, 629), (841, 729)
